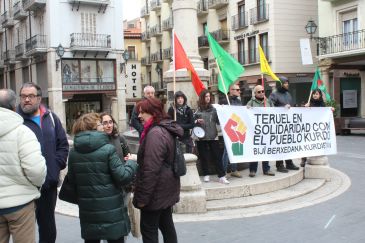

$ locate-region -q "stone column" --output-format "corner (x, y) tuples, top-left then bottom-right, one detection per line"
(318, 58), (332, 100)
(173, 153), (207, 213)
(116, 52), (128, 132)
(164, 0), (210, 109)
(305, 156), (331, 181)
(47, 50), (66, 128)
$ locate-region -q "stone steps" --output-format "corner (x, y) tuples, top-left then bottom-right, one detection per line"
(202, 167), (305, 200)
(206, 178), (325, 211)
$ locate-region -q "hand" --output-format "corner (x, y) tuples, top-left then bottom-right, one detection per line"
(331, 107), (335, 112)
(196, 119), (204, 124)
(246, 105), (252, 109)
(285, 104), (291, 109)
(304, 103), (310, 107)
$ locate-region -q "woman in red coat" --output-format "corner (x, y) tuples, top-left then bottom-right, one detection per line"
(133, 97), (183, 243)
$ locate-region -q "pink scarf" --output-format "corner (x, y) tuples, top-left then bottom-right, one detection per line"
(139, 118), (154, 144)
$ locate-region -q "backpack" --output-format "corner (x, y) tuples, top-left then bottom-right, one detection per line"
(173, 137), (187, 177)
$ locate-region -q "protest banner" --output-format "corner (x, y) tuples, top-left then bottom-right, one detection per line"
(214, 105), (337, 163)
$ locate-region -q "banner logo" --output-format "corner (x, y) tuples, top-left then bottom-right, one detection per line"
(224, 113), (247, 156)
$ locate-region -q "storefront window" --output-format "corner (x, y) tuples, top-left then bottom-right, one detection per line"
(62, 60), (80, 83)
(81, 60), (97, 82)
(97, 60), (114, 82)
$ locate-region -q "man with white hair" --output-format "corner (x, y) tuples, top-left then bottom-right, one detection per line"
(246, 85), (275, 177)
(0, 89), (46, 243)
(130, 85), (155, 136)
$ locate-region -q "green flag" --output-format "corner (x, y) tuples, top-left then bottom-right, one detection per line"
(311, 68), (331, 101)
(205, 28), (244, 94)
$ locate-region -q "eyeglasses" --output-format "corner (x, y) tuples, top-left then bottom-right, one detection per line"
(20, 94), (38, 100)
(102, 120), (113, 126)
(256, 90), (265, 94)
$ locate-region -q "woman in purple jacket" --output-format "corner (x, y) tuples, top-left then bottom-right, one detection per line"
(133, 97), (183, 243)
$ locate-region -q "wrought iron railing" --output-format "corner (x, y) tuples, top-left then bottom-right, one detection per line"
(198, 36), (209, 48)
(231, 13), (248, 30)
(197, 0), (208, 14)
(319, 29), (365, 55)
(1, 11), (13, 25)
(150, 0), (161, 10)
(4, 50), (16, 61)
(140, 6), (150, 17)
(162, 17), (173, 31)
(141, 31), (151, 41)
(22, 0), (46, 10)
(208, 0), (228, 9)
(25, 34), (47, 52)
(210, 29), (230, 43)
(15, 43), (25, 57)
(250, 4), (269, 24)
(163, 47), (172, 59)
(151, 51), (163, 62)
(141, 57), (152, 65)
(150, 25), (162, 36)
(70, 33), (111, 48)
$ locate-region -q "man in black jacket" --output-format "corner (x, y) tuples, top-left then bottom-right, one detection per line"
(130, 85), (155, 137)
(17, 83), (69, 243)
(269, 76), (299, 172)
(168, 91), (194, 153)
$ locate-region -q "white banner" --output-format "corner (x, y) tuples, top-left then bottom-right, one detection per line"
(215, 105), (337, 163)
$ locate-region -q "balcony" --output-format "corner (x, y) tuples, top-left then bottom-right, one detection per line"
(197, 0), (208, 17)
(141, 31), (151, 42)
(210, 29), (230, 44)
(22, 0), (46, 11)
(13, 1), (28, 21)
(231, 13), (248, 31)
(208, 0), (228, 10)
(70, 33), (111, 54)
(151, 51), (163, 63)
(198, 36), (209, 49)
(3, 50), (16, 64)
(15, 43), (28, 60)
(151, 81), (165, 92)
(162, 17), (173, 31)
(150, 25), (162, 37)
(163, 47), (172, 59)
(1, 11), (14, 28)
(141, 56), (152, 66)
(25, 34), (47, 56)
(319, 29), (365, 56)
(140, 6), (150, 18)
(67, 0), (110, 5)
(150, 0), (161, 12)
(250, 4), (269, 25)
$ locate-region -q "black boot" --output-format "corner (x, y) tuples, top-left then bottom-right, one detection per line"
(300, 157), (307, 167)
(286, 160), (299, 170)
(276, 161), (288, 173)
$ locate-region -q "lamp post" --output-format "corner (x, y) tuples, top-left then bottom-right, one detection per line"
(56, 44), (65, 71)
(305, 20), (326, 53)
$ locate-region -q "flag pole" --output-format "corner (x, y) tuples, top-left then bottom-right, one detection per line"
(172, 29), (177, 121)
(261, 74), (266, 107)
(215, 59), (231, 106)
(306, 90), (313, 106)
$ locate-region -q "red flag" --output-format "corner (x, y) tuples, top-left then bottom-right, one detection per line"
(174, 33), (205, 95)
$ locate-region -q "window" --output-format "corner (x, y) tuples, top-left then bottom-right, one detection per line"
(81, 12), (96, 34)
(259, 32), (268, 59)
(237, 39), (245, 65)
(238, 1), (246, 28)
(341, 10), (358, 48)
(128, 46), (136, 60)
(248, 36), (256, 63)
(257, 0), (266, 21)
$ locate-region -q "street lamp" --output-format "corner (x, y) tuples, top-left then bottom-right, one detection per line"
(56, 44), (65, 71)
(305, 20), (326, 51)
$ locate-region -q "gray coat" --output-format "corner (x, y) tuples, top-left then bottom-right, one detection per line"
(269, 89), (293, 107)
(194, 107), (219, 140)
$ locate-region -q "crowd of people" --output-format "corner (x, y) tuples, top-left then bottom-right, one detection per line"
(0, 77), (330, 243)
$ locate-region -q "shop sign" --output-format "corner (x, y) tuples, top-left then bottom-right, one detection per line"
(63, 83), (116, 91)
(234, 30), (259, 40)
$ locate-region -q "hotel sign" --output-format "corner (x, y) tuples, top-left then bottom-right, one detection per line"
(63, 83), (116, 91)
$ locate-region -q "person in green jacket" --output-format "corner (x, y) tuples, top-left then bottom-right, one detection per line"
(67, 113), (138, 243)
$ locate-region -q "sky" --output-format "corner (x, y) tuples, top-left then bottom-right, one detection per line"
(123, 0), (141, 21)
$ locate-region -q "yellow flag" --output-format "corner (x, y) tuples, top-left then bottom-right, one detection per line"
(259, 45), (281, 83)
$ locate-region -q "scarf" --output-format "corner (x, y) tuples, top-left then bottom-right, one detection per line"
(176, 104), (188, 116)
(139, 118), (154, 144)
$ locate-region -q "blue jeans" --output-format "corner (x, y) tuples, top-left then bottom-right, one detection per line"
(249, 161), (270, 173)
(221, 147), (237, 173)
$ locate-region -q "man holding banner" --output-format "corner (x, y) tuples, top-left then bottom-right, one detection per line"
(246, 85), (275, 177)
(269, 76), (300, 172)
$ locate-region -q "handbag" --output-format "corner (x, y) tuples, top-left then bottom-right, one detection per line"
(128, 193), (141, 238)
(58, 174), (78, 204)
